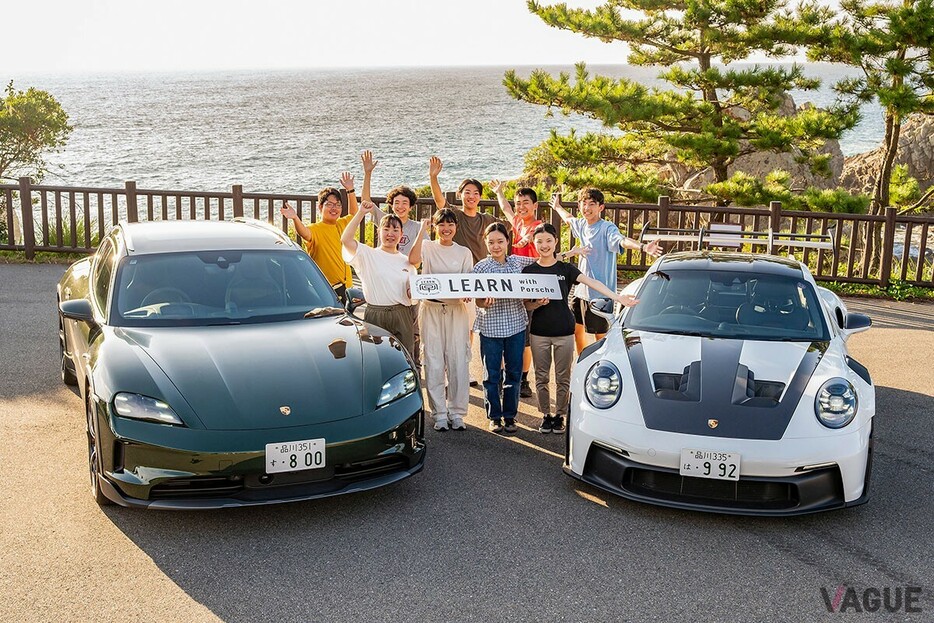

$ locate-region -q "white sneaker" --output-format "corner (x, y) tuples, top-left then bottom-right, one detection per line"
(450, 418), (466, 431)
(433, 420), (449, 432)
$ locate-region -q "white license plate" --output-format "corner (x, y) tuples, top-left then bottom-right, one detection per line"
(265, 438), (326, 474)
(679, 448), (741, 481)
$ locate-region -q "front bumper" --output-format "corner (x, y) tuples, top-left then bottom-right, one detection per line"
(566, 408), (873, 516)
(94, 394), (425, 509)
(565, 443), (871, 516)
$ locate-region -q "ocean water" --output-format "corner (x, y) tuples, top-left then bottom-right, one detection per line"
(12, 64), (883, 195)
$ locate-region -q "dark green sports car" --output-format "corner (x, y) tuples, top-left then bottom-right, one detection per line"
(58, 219), (425, 509)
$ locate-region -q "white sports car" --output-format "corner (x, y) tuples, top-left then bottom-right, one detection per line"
(567, 251), (874, 515)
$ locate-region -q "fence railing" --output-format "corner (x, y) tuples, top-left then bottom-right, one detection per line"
(2, 177), (933, 288)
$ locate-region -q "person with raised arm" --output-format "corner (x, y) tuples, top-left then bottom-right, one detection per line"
(428, 155), (504, 264)
(418, 209), (474, 432)
(361, 150), (430, 367)
(491, 179), (543, 398)
(340, 200), (427, 358)
(522, 222), (638, 434)
(429, 155), (507, 387)
(280, 172), (359, 303)
(550, 188), (663, 353)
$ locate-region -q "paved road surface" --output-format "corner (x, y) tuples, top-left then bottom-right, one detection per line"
(1, 264), (932, 622)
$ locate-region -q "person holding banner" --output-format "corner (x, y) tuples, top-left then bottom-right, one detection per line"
(340, 200), (427, 358)
(523, 223), (639, 434)
(418, 209), (474, 432)
(472, 222), (538, 434)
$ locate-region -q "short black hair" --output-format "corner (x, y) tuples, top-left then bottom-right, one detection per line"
(458, 179), (483, 195)
(433, 208), (458, 226)
(577, 187), (605, 205)
(516, 187), (538, 203)
(317, 187), (341, 206)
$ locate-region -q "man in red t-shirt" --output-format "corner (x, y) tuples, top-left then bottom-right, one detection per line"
(492, 180), (543, 398)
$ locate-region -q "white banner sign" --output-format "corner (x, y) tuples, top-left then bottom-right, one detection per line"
(409, 273), (562, 300)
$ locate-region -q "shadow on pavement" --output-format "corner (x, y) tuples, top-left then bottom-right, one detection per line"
(98, 387), (934, 622)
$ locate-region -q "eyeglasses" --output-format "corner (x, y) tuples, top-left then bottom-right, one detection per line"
(321, 201), (341, 209)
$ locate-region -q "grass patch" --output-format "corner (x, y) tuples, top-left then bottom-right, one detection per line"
(819, 279), (934, 302)
(0, 250), (88, 264)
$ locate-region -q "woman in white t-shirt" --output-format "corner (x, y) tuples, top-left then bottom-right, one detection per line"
(417, 208), (474, 431)
(341, 200), (426, 357)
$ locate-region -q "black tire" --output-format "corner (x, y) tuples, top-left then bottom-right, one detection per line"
(59, 313), (78, 387)
(86, 396), (113, 506)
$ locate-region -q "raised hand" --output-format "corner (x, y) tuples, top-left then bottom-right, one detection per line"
(428, 155), (443, 178)
(643, 239), (663, 258)
(489, 179), (506, 195)
(280, 202), (298, 220)
(361, 150), (378, 174)
(551, 191), (562, 208)
(360, 200), (377, 215)
(420, 217), (431, 231)
(340, 172), (355, 191)
(570, 244), (592, 258)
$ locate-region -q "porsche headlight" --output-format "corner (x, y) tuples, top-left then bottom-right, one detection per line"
(585, 360), (622, 409)
(377, 369), (417, 407)
(113, 392), (183, 425)
(814, 379), (858, 428)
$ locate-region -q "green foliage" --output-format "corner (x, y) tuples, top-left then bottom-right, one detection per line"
(505, 0), (856, 203)
(797, 0), (934, 211)
(41, 219), (102, 249)
(888, 164), (921, 209)
(823, 279), (934, 301)
(0, 81), (72, 182)
(705, 171), (870, 212)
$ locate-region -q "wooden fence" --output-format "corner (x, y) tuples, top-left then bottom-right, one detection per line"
(2, 177), (933, 288)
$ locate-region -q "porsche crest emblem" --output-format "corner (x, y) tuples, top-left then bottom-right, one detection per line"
(280, 406), (291, 416)
(707, 419), (719, 429)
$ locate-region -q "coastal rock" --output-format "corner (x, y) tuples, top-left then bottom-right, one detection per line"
(840, 114), (934, 194)
(663, 95), (844, 192)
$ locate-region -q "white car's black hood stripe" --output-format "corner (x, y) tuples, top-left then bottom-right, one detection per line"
(625, 331), (827, 440)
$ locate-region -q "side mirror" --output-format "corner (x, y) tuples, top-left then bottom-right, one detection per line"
(60, 298), (95, 324)
(589, 297), (615, 321)
(842, 312), (871, 336)
(345, 287), (365, 316)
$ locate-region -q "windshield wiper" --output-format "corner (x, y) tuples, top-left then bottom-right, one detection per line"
(304, 306), (345, 319)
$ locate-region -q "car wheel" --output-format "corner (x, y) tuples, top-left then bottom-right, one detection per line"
(86, 397), (113, 506)
(59, 313), (78, 387)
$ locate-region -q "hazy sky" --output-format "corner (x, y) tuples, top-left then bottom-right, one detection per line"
(6, 0), (646, 73)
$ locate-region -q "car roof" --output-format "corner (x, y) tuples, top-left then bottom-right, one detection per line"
(655, 251), (806, 278)
(118, 219), (297, 255)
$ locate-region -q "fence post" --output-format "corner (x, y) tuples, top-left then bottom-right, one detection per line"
(125, 181), (138, 222)
(232, 185), (243, 219)
(768, 201), (782, 255)
(445, 191), (457, 209)
(880, 206), (897, 288)
(18, 177), (35, 260)
(657, 195), (670, 229)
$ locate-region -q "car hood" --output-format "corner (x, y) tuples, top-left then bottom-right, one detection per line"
(624, 330), (827, 440)
(119, 318), (367, 430)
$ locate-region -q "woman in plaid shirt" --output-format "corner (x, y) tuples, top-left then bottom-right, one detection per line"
(473, 223), (532, 433)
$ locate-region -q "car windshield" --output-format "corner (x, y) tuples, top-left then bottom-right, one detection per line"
(623, 269), (829, 341)
(112, 250), (339, 326)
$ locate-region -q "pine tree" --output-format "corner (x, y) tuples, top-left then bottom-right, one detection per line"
(796, 0), (934, 214)
(504, 0), (856, 204)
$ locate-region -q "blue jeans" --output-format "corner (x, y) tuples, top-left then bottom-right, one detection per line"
(479, 330), (525, 422)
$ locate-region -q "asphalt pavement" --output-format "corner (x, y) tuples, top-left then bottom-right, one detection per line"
(1, 263), (932, 623)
